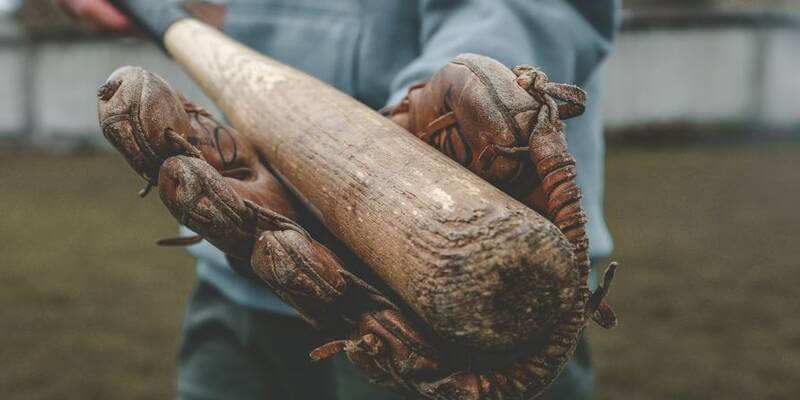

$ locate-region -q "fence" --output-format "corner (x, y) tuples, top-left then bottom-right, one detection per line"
(604, 10), (800, 136)
(0, 10), (798, 148)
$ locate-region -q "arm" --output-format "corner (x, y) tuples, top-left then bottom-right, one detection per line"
(58, 0), (225, 36)
(387, 0), (618, 106)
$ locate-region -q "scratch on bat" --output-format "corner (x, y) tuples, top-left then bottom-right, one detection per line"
(240, 59), (287, 92)
(430, 187), (455, 212)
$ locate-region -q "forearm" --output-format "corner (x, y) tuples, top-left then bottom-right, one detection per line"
(387, 0), (617, 106)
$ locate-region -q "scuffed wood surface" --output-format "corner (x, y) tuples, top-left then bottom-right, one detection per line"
(165, 19), (577, 351)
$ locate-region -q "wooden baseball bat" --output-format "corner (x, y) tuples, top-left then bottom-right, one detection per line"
(162, 19), (576, 352)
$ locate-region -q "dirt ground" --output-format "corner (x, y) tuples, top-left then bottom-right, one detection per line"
(1, 142), (798, 400)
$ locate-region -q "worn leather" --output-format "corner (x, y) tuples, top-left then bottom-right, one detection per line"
(98, 66), (297, 221)
(384, 55), (553, 216)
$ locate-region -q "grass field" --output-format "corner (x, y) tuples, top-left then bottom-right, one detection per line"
(1, 142), (798, 399)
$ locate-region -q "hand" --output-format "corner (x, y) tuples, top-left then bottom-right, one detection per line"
(56, 0), (132, 32)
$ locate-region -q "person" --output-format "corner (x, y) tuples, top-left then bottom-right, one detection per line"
(60, 1), (618, 399)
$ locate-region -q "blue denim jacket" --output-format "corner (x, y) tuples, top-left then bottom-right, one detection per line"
(181, 0), (618, 313)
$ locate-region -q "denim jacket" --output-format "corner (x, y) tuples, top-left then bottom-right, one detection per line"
(182, 0), (618, 312)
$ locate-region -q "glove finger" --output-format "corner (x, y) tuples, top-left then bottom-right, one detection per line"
(158, 155), (260, 259)
(354, 311), (441, 379)
(98, 66), (190, 181)
(98, 66), (300, 220)
(251, 228), (350, 328)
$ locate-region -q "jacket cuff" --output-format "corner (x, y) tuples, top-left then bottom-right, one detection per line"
(108, 1), (191, 44)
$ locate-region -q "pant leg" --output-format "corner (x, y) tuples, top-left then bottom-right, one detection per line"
(177, 280), (334, 400)
(330, 355), (406, 400)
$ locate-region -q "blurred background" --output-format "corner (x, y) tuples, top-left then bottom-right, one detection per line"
(1, 1), (798, 399)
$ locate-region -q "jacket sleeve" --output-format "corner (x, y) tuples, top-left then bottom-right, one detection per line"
(385, 0), (619, 106)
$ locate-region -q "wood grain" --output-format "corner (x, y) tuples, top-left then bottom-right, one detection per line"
(164, 19), (577, 352)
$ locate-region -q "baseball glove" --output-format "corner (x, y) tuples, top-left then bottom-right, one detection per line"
(382, 54), (618, 330)
(97, 54), (617, 400)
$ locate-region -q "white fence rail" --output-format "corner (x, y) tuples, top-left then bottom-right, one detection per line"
(0, 10), (798, 147)
(604, 10), (800, 133)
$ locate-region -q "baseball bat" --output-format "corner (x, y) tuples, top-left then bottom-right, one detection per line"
(161, 19), (576, 352)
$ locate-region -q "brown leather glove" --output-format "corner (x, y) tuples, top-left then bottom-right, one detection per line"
(375, 54), (620, 398)
(97, 66), (441, 396)
(99, 66), (382, 323)
(383, 54), (618, 330)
